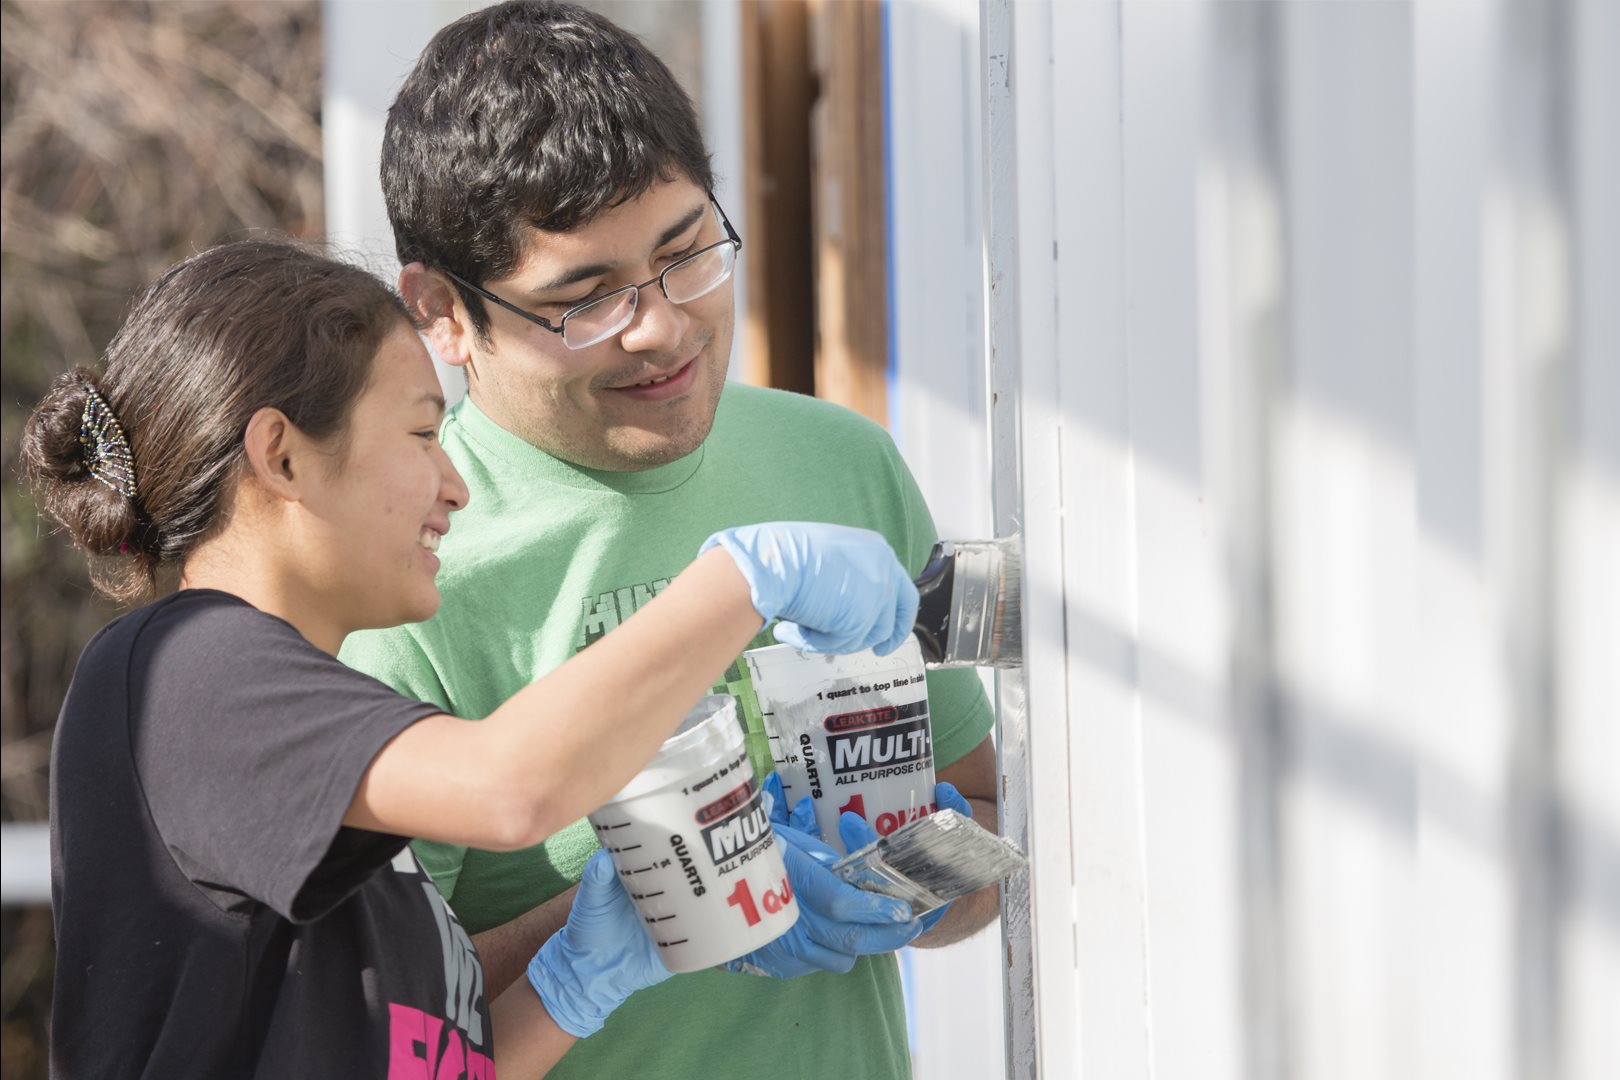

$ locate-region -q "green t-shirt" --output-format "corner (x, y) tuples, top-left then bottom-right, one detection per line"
(341, 383), (993, 1080)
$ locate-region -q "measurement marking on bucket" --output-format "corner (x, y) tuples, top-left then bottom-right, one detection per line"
(590, 695), (799, 971)
(768, 732), (804, 780)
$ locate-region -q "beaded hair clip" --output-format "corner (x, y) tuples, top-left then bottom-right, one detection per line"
(79, 385), (138, 500)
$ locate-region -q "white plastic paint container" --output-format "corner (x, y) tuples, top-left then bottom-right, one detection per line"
(745, 638), (937, 853)
(587, 695), (798, 973)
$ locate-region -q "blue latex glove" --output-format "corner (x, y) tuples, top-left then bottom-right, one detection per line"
(526, 849), (672, 1038)
(836, 780), (975, 934)
(723, 774), (924, 978)
(700, 522), (920, 655)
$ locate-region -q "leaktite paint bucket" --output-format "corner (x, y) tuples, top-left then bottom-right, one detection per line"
(587, 695), (798, 973)
(745, 638), (937, 853)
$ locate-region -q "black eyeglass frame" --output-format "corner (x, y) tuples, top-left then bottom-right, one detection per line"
(441, 193), (742, 350)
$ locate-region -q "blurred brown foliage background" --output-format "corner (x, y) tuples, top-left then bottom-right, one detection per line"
(1, 2), (323, 1073)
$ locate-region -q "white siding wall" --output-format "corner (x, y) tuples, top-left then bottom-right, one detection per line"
(941, 1), (1620, 1078)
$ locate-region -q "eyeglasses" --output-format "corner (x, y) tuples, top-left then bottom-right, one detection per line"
(443, 194), (742, 350)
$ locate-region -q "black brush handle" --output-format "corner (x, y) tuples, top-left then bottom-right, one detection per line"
(912, 542), (954, 664)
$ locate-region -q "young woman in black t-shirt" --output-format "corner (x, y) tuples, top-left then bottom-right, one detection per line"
(21, 240), (922, 1079)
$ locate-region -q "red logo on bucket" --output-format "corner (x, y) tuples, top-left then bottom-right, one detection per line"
(824, 706), (898, 733)
(695, 782), (754, 825)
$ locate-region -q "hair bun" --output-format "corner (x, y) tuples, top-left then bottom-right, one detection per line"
(20, 368), (147, 563)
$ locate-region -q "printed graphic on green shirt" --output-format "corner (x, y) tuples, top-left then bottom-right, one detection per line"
(575, 578), (671, 648)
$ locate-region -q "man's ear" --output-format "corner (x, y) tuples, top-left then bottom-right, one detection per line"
(241, 406), (309, 502)
(400, 262), (476, 369)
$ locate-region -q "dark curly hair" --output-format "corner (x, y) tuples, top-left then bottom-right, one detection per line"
(381, 1), (714, 339)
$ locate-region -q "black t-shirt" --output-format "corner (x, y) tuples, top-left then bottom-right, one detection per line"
(49, 590), (496, 1079)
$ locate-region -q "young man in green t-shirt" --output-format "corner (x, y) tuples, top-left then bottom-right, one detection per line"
(340, 4), (1000, 1077)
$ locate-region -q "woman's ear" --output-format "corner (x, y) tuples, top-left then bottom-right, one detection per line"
(241, 406), (305, 501)
(400, 262), (476, 370)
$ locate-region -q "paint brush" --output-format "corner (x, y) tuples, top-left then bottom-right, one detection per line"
(831, 809), (1027, 917)
(911, 536), (1022, 668)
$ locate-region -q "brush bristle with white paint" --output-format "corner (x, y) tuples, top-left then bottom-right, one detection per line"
(830, 809), (1028, 917)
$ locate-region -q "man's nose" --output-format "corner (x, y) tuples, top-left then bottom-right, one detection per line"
(618, 286), (689, 354)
